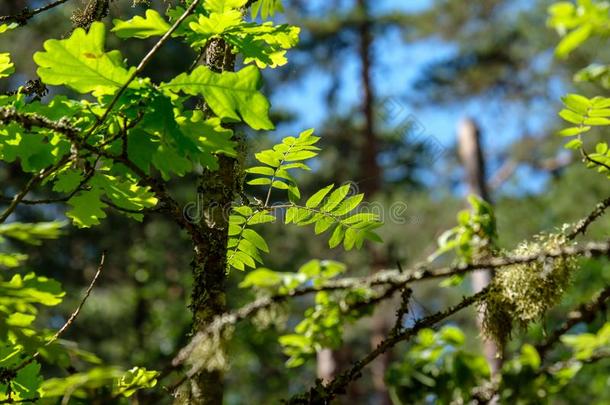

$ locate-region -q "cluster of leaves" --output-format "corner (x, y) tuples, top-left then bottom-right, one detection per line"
(558, 94), (610, 176)
(428, 195), (497, 287)
(227, 130), (382, 271)
(0, 222), (63, 402)
(562, 322), (610, 360)
(548, 0), (610, 58)
(1, 0), (383, 398)
(550, 1), (610, 179)
(386, 325), (607, 404)
(227, 206), (274, 271)
(240, 260), (375, 367)
(113, 0), (299, 69)
(41, 366), (158, 401)
(0, 222), (157, 402)
(0, 0), (302, 399)
(386, 326), (490, 404)
(430, 195), (497, 264)
(1, 0), (300, 229)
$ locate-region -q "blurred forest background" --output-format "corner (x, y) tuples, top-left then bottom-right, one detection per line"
(1, 0), (610, 403)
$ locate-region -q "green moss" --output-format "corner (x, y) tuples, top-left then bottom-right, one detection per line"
(481, 232), (578, 347)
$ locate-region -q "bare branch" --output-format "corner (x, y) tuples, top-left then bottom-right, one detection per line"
(173, 241), (610, 373)
(0, 0), (72, 25)
(14, 252), (105, 373)
(0, 108), (195, 236)
(0, 156), (71, 224)
(537, 285), (610, 357)
(87, 0), (206, 135)
(567, 196), (610, 240)
(471, 284), (610, 404)
(286, 288), (489, 404)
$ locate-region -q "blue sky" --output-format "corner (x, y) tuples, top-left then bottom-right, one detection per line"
(269, 0), (566, 195)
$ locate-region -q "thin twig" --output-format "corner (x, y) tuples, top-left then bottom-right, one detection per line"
(567, 196), (610, 240)
(86, 0), (205, 136)
(536, 284), (610, 357)
(173, 240), (610, 369)
(14, 252), (106, 372)
(286, 288), (489, 404)
(0, 156), (71, 224)
(0, 0), (72, 25)
(471, 284), (610, 404)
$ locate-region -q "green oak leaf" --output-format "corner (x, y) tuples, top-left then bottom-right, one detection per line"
(0, 23), (17, 35)
(66, 187), (107, 228)
(161, 65), (273, 130)
(65, 173), (158, 227)
(138, 93), (199, 155)
(228, 23), (299, 68)
(0, 53), (15, 78)
(0, 272), (64, 308)
(11, 362), (42, 400)
(152, 144), (193, 179)
(52, 170), (84, 193)
(112, 9), (171, 39)
(0, 253), (28, 268)
(204, 0), (248, 13)
(34, 22), (135, 96)
(228, 35), (287, 68)
(177, 111), (236, 169)
(93, 174), (158, 219)
(126, 128), (160, 174)
(0, 122), (68, 172)
(189, 9), (243, 47)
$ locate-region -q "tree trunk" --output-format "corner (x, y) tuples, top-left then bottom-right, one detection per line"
(457, 118), (502, 377)
(357, 1), (391, 404)
(317, 348), (336, 383)
(173, 39), (238, 405)
(358, 0), (381, 198)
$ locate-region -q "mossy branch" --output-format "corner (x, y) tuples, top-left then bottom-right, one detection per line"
(172, 240), (610, 373)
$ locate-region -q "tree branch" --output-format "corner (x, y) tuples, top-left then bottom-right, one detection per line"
(567, 196), (610, 240)
(0, 0), (72, 25)
(86, 0), (205, 136)
(0, 156), (71, 224)
(173, 240), (610, 372)
(0, 107), (198, 239)
(286, 288), (489, 404)
(536, 284), (610, 358)
(14, 252), (105, 373)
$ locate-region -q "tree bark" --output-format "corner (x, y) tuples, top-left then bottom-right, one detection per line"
(173, 39), (238, 405)
(357, 0), (381, 198)
(457, 118), (502, 377)
(356, 2), (391, 404)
